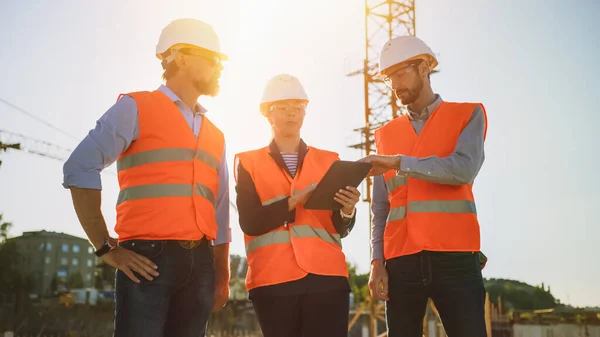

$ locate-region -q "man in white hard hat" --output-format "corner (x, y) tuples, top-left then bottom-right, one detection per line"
(63, 18), (230, 336)
(359, 35), (489, 336)
(234, 74), (360, 337)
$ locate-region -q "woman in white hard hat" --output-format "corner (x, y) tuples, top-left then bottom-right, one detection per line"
(234, 74), (360, 337)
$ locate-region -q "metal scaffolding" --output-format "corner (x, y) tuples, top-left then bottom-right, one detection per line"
(346, 1), (416, 336)
(348, 0), (415, 203)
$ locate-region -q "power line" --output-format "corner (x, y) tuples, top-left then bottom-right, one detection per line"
(0, 96), (80, 142)
(0, 97), (239, 211)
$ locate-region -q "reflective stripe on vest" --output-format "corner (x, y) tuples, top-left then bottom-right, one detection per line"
(117, 182), (215, 206)
(387, 206), (407, 222)
(261, 192), (304, 206)
(375, 102), (486, 258)
(113, 90), (224, 242)
(387, 200), (477, 222)
(386, 175), (407, 192)
(245, 224), (342, 254)
(261, 195), (287, 206)
(117, 148), (220, 171)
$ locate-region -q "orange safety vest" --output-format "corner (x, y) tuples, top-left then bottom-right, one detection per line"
(234, 146), (349, 290)
(114, 90), (224, 242)
(374, 102), (488, 260)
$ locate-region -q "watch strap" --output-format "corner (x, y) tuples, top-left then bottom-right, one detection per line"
(94, 237), (116, 257)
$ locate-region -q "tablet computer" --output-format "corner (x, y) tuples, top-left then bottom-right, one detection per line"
(304, 160), (372, 210)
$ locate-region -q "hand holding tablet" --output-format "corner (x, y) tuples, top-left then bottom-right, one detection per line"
(303, 160), (372, 210)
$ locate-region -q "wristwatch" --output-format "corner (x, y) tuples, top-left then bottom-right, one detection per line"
(94, 237), (117, 257)
(340, 207), (355, 219)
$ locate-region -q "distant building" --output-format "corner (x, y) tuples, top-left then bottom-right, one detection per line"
(11, 230), (97, 297)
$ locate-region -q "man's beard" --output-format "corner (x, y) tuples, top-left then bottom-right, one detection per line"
(394, 79), (423, 106)
(193, 77), (220, 97)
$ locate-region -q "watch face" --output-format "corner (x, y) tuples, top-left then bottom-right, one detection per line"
(106, 237), (117, 249)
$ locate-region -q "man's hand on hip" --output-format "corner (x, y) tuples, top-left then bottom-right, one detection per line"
(368, 260), (389, 301)
(102, 246), (159, 283)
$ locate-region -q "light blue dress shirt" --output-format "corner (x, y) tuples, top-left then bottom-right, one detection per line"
(62, 85), (231, 245)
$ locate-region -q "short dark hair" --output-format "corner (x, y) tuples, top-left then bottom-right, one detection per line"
(415, 59), (431, 80)
(405, 59), (430, 80)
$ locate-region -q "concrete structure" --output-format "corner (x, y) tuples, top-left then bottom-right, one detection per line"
(11, 230), (96, 297)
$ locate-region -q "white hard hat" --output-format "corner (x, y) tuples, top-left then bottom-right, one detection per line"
(156, 18), (228, 63)
(260, 74), (308, 115)
(378, 35), (438, 74)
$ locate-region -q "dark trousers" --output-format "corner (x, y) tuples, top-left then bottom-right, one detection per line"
(113, 239), (215, 337)
(385, 251), (487, 337)
(251, 291), (350, 337)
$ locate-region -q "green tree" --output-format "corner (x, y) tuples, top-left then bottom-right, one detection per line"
(0, 140), (18, 243)
(229, 254), (242, 279)
(0, 141), (33, 319)
(0, 214), (12, 243)
(484, 278), (558, 310)
(347, 262), (371, 306)
(0, 217), (34, 317)
(0, 141), (20, 168)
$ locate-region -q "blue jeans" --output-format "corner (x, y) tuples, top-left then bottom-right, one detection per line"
(385, 251), (487, 337)
(113, 239), (215, 337)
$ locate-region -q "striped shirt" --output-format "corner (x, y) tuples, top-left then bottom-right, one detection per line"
(281, 152), (299, 177)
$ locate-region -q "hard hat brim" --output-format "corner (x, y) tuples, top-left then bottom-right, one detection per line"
(156, 43), (228, 62)
(216, 51), (228, 61)
(259, 98), (309, 116)
(378, 54), (438, 76)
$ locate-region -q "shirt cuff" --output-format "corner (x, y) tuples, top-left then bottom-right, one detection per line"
(212, 227), (232, 246)
(371, 243), (384, 262)
(398, 155), (419, 175)
(62, 171), (102, 190)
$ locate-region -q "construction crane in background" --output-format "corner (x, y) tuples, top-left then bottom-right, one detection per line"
(0, 129), (75, 162)
(0, 129), (240, 211)
(0, 128), (119, 178)
(346, 1), (415, 336)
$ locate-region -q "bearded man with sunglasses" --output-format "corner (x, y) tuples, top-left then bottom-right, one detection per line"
(359, 36), (489, 337)
(63, 18), (230, 337)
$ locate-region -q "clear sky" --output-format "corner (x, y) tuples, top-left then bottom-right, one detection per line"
(0, 0), (598, 307)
